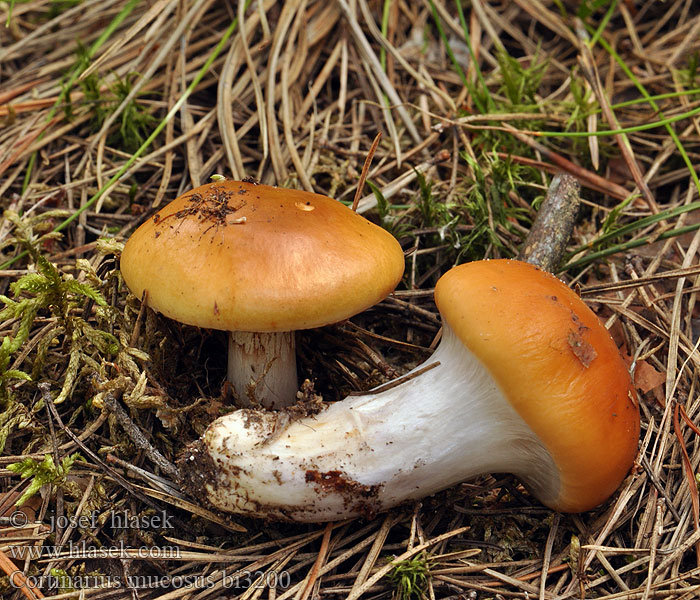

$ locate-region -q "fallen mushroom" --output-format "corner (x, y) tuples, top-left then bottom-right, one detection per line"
(180, 259), (640, 521)
(120, 179), (404, 409)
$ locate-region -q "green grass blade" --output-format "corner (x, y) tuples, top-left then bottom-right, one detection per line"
(2, 7), (246, 270)
(610, 88), (700, 109)
(566, 198), (700, 267)
(455, 0), (495, 111)
(563, 221), (700, 271)
(504, 104), (700, 137)
(589, 25), (700, 198)
(21, 0), (142, 192)
(588, 0), (618, 47)
(428, 0), (487, 114)
(380, 0), (391, 72)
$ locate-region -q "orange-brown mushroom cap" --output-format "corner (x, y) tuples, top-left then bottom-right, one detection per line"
(120, 180), (405, 332)
(434, 259), (639, 512)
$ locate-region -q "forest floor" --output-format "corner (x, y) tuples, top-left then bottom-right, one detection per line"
(1, 1), (700, 599)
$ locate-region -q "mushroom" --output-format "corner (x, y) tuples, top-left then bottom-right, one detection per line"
(180, 259), (640, 521)
(120, 179), (404, 409)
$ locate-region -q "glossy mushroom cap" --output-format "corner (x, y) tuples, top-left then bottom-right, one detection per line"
(120, 180), (405, 333)
(435, 259), (640, 512)
(179, 259), (640, 521)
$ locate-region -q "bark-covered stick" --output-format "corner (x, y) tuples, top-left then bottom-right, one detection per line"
(101, 391), (180, 480)
(518, 173), (581, 272)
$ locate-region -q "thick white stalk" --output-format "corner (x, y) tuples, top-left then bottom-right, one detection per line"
(190, 326), (560, 522)
(227, 331), (297, 410)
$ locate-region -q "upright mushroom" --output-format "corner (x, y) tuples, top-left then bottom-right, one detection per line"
(120, 180), (404, 409)
(180, 259), (640, 521)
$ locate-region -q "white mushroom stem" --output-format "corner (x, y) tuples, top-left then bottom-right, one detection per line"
(227, 331), (298, 410)
(196, 325), (560, 522)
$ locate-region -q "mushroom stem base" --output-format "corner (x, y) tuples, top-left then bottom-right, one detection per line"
(195, 326), (560, 521)
(228, 331), (297, 410)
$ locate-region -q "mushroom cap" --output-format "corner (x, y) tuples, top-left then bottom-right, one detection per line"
(121, 180), (404, 332)
(434, 259), (639, 512)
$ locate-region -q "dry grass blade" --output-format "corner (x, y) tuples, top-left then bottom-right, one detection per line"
(345, 526), (469, 600)
(674, 404), (700, 566)
(499, 125), (633, 201)
(281, 0), (314, 191)
(348, 514), (396, 595)
(336, 0), (422, 145)
(299, 522), (333, 600)
(78, 0), (177, 82)
(0, 549), (44, 599)
(574, 19), (657, 214)
(351, 131), (381, 211)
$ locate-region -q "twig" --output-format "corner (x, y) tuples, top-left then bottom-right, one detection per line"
(101, 391), (179, 479)
(518, 173), (581, 272)
(105, 453), (184, 497)
(36, 383), (190, 533)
